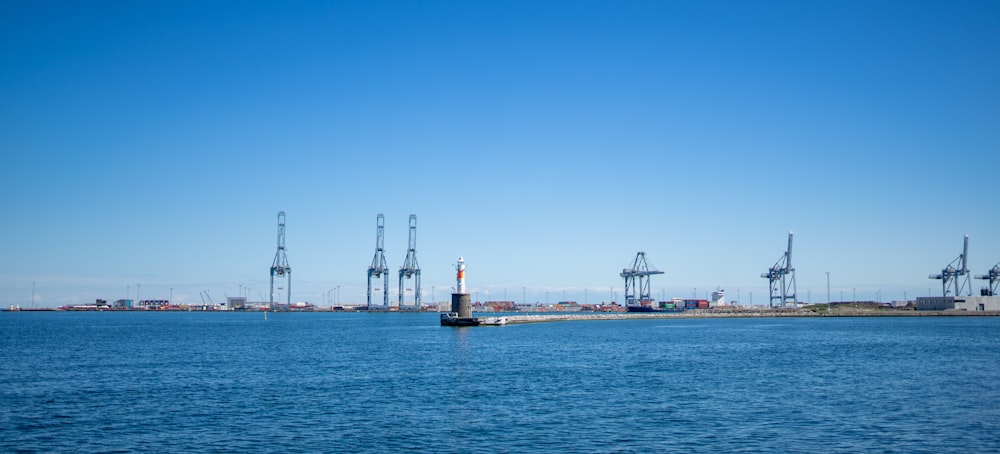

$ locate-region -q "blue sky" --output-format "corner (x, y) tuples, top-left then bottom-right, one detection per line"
(2, 1), (998, 308)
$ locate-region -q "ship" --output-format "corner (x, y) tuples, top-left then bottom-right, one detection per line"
(440, 312), (508, 326)
(625, 299), (683, 313)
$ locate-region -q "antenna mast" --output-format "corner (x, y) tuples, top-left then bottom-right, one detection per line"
(367, 214), (390, 310)
(398, 214), (421, 309)
(269, 211), (291, 310)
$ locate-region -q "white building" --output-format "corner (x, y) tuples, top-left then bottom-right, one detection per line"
(915, 296), (1000, 311)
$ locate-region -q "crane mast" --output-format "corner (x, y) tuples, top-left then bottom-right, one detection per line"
(398, 214), (421, 309)
(269, 211), (291, 310)
(929, 235), (971, 297)
(367, 214), (390, 310)
(761, 231), (796, 307)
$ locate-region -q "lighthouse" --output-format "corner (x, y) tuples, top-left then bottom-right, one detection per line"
(451, 257), (472, 318)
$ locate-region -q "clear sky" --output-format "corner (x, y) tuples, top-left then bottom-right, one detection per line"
(2, 0), (998, 308)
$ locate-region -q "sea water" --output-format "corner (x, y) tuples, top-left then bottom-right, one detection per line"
(2, 312), (999, 452)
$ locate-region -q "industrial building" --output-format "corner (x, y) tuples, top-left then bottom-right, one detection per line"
(915, 296), (1000, 311)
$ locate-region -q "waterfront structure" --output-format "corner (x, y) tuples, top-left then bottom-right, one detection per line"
(929, 234), (971, 297)
(975, 261), (999, 296)
(761, 231), (797, 307)
(711, 289), (727, 307)
(451, 257), (471, 318)
(269, 211), (291, 310)
(441, 257), (507, 326)
(367, 214), (390, 310)
(916, 296), (1000, 311)
(398, 214), (421, 309)
(227, 297), (247, 310)
(620, 252), (664, 308)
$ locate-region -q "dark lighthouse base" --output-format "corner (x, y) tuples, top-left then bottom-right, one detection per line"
(440, 293), (507, 326)
(440, 293), (476, 326)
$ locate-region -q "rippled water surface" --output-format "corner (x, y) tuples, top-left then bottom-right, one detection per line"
(3, 312), (999, 452)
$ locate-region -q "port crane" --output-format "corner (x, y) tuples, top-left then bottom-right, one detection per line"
(398, 214), (421, 309)
(367, 214), (390, 310)
(929, 235), (971, 297)
(620, 252), (664, 306)
(975, 261), (1000, 296)
(761, 231), (796, 307)
(269, 211), (291, 310)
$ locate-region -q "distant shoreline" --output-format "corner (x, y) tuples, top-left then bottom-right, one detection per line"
(6, 306), (998, 321)
(498, 308), (1000, 324)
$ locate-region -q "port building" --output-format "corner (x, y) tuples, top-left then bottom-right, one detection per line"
(915, 296), (1000, 311)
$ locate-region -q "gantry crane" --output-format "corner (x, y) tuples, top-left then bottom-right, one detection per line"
(761, 231), (796, 307)
(975, 261), (1000, 296)
(269, 211), (291, 310)
(367, 214), (390, 310)
(620, 252), (664, 306)
(398, 214), (421, 309)
(929, 235), (971, 297)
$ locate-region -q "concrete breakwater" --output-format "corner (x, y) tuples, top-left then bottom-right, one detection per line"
(500, 308), (1000, 324)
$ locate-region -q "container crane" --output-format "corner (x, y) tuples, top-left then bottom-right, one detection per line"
(367, 214), (390, 310)
(975, 260), (998, 296)
(398, 214), (421, 309)
(620, 252), (664, 307)
(929, 234), (970, 297)
(269, 211), (291, 310)
(761, 231), (796, 307)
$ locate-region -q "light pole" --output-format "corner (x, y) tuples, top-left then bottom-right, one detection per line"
(826, 272), (830, 304)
